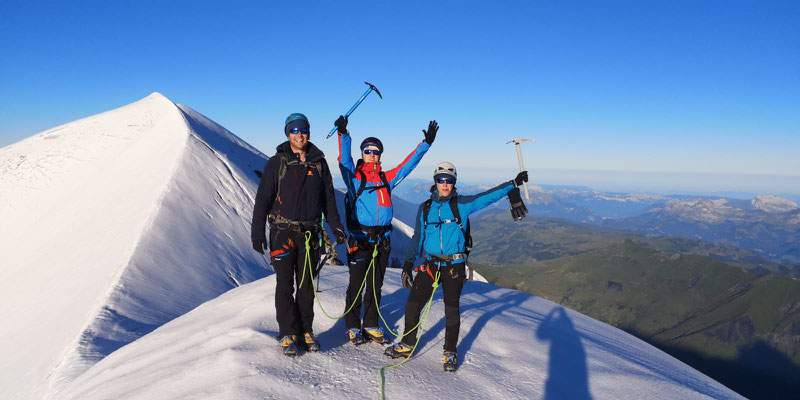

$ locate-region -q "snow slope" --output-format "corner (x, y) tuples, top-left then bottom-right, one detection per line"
(58, 267), (742, 400)
(0, 93), (271, 399)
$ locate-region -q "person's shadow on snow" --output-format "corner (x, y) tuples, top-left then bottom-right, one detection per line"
(536, 307), (592, 400)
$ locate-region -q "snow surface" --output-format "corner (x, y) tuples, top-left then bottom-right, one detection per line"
(0, 93), (271, 399)
(58, 268), (741, 400)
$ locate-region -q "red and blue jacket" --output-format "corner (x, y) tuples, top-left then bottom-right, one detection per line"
(338, 133), (430, 239)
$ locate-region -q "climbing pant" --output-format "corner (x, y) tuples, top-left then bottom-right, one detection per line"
(344, 236), (391, 330)
(401, 261), (466, 352)
(270, 226), (320, 336)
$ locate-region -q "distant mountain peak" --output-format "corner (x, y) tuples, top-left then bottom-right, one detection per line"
(652, 198), (735, 224)
(751, 195), (798, 213)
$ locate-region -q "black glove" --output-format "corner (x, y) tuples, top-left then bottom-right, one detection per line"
(402, 260), (414, 288)
(335, 115), (348, 134)
(513, 171), (529, 187)
(334, 227), (347, 245)
(252, 239), (266, 254)
(508, 187), (528, 221)
(423, 120), (438, 145)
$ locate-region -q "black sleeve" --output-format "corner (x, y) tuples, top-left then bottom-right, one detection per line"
(320, 158), (344, 233)
(251, 156), (280, 242)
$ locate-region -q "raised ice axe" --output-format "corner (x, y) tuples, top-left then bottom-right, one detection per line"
(507, 138), (535, 200)
(327, 82), (383, 138)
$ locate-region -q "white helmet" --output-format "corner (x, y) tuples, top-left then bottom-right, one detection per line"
(433, 161), (457, 180)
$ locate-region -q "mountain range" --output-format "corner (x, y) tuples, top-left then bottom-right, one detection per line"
(393, 180), (800, 267)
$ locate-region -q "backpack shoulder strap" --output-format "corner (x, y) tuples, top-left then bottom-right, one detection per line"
(354, 169), (368, 199)
(422, 199), (433, 227)
(449, 195), (472, 253)
(275, 153), (289, 204)
(449, 196), (463, 230)
(378, 171), (391, 194)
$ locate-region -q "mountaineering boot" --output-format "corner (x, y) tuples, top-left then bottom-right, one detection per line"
(280, 335), (298, 357)
(443, 350), (457, 372)
(304, 332), (320, 352)
(363, 327), (386, 344)
(384, 342), (414, 359)
(347, 328), (366, 346)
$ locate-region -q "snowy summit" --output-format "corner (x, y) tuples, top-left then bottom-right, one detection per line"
(1, 93), (742, 399)
(0, 93), (271, 399)
(751, 195), (799, 213)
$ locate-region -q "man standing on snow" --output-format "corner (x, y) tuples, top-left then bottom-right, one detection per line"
(251, 113), (347, 356)
(385, 161), (528, 371)
(334, 115), (437, 345)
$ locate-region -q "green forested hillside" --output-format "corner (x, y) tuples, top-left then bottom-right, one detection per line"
(473, 239), (800, 399)
(469, 210), (797, 277)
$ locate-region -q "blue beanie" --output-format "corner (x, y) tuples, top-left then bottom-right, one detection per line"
(284, 113), (310, 137)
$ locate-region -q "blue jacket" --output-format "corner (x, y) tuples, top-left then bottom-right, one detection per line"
(410, 181), (514, 265)
(338, 133), (430, 238)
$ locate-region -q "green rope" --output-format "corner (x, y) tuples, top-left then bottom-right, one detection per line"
(298, 231), (374, 320)
(378, 271), (440, 400)
(297, 232), (313, 290)
(372, 253), (429, 338)
(291, 231), (442, 399)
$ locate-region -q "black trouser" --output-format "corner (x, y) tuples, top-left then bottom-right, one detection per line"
(269, 227), (320, 337)
(402, 261), (466, 352)
(344, 237), (390, 330)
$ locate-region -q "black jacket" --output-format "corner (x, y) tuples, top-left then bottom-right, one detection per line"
(251, 141), (344, 242)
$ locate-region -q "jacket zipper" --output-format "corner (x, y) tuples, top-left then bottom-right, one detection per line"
(438, 203), (443, 254)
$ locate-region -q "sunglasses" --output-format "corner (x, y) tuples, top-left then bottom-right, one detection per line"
(289, 128), (310, 135)
(436, 177), (455, 184)
(363, 149), (381, 155)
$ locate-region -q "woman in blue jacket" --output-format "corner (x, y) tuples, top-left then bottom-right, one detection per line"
(335, 116), (437, 345)
(385, 161), (529, 371)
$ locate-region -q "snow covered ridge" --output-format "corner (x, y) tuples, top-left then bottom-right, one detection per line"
(751, 195), (799, 213)
(648, 196), (800, 224)
(0, 93), (271, 399)
(57, 268), (742, 400)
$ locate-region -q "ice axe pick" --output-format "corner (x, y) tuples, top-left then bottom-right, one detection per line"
(327, 82), (382, 138)
(507, 138), (535, 200)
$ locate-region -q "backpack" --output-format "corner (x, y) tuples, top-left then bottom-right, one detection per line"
(344, 165), (391, 232)
(272, 152), (324, 222)
(422, 196), (472, 256)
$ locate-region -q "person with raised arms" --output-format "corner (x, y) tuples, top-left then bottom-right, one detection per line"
(335, 115), (437, 345)
(385, 161), (529, 371)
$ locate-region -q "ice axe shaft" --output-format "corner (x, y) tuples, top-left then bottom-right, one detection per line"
(327, 82), (382, 138)
(507, 138), (535, 200)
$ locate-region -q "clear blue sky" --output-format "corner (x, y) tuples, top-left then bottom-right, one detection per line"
(1, 1), (798, 196)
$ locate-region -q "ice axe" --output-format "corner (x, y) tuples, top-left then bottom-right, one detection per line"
(327, 82), (383, 138)
(507, 138), (535, 200)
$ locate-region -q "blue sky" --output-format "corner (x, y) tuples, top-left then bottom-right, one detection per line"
(1, 1), (798, 196)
